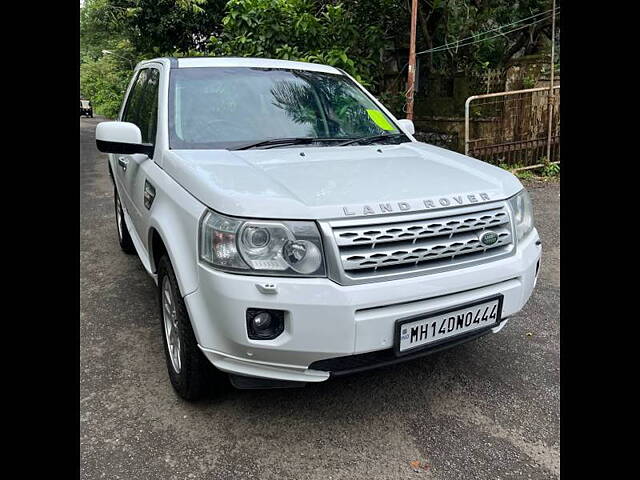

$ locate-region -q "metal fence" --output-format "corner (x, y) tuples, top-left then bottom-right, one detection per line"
(464, 86), (560, 167)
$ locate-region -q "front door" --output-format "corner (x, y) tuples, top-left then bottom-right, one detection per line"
(115, 67), (160, 243)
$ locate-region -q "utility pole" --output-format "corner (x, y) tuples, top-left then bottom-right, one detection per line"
(546, 0), (557, 162)
(406, 0), (418, 120)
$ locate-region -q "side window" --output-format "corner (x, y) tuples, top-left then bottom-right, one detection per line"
(121, 68), (160, 145)
(122, 69), (148, 126)
(138, 69), (160, 144)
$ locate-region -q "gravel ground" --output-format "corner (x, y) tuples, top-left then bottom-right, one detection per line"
(80, 116), (559, 480)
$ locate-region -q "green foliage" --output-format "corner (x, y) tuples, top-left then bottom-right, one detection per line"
(81, 0), (225, 58)
(541, 162), (560, 177)
(119, 0), (226, 56)
(378, 91), (407, 118)
(81, 0), (226, 117)
(523, 73), (537, 89)
(209, 0), (385, 87)
(80, 0), (557, 119)
(514, 169), (535, 180)
(80, 0), (393, 116)
(423, 0), (554, 77)
(497, 161), (560, 180)
(80, 53), (132, 118)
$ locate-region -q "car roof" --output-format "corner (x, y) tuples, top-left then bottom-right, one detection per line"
(138, 57), (343, 75)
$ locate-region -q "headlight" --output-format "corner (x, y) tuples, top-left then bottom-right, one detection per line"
(199, 210), (326, 277)
(508, 189), (534, 242)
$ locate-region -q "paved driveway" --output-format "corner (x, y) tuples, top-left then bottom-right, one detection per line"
(80, 116), (559, 479)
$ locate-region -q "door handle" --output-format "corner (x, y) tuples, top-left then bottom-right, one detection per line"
(118, 157), (129, 171)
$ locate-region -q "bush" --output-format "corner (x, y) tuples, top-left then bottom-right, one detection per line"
(80, 55), (132, 119)
(542, 162), (560, 177)
(209, 0), (386, 88)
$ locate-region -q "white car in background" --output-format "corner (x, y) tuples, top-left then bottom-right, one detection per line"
(80, 99), (93, 117)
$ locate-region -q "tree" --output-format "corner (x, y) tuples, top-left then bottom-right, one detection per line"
(80, 0), (557, 118)
(413, 0), (556, 76)
(208, 0), (387, 87)
(119, 0), (227, 56)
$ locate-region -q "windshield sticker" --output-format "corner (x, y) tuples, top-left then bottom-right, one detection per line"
(366, 109), (395, 131)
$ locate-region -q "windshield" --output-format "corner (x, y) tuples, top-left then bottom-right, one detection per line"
(168, 67), (408, 150)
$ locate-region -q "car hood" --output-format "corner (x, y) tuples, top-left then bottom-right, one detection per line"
(162, 142), (523, 220)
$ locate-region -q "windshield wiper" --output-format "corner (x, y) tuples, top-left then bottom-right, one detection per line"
(336, 133), (405, 147)
(231, 137), (362, 151)
(231, 137), (317, 150)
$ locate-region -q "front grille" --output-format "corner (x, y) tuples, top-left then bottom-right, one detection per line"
(328, 205), (514, 283)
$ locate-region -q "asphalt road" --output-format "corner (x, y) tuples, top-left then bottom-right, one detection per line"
(80, 116), (560, 480)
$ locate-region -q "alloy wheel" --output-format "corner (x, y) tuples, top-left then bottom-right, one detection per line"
(162, 276), (182, 373)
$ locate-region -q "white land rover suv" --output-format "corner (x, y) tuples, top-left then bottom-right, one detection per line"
(96, 57), (541, 400)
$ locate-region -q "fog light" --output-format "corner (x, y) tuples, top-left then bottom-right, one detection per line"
(253, 312), (272, 329)
(246, 308), (285, 340)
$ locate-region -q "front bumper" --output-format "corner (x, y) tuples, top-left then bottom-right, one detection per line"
(184, 230), (541, 383)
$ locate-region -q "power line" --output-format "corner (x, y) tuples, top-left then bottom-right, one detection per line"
(435, 7), (559, 49)
(417, 14), (557, 56)
(417, 8), (559, 56)
(427, 15), (556, 54)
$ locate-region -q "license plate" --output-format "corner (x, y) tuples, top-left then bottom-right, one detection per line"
(395, 295), (503, 355)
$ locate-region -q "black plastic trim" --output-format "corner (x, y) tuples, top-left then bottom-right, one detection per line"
(96, 139), (154, 157)
(309, 317), (507, 377)
(143, 180), (156, 210)
(246, 308), (285, 340)
(228, 374), (307, 389)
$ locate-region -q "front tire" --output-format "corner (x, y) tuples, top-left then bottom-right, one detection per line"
(114, 187), (135, 254)
(158, 255), (222, 401)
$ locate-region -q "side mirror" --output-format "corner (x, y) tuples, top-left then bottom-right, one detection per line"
(96, 121), (153, 156)
(397, 119), (415, 135)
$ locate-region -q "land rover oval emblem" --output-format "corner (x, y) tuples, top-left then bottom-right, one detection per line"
(479, 230), (498, 246)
